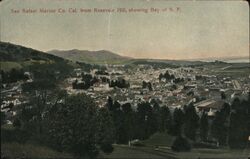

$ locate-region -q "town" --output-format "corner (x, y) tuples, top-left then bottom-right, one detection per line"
(1, 53), (250, 148)
(2, 62), (249, 118)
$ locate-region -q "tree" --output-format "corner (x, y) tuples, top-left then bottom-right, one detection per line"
(169, 108), (184, 136)
(136, 102), (157, 139)
(18, 90), (50, 140)
(121, 103), (136, 144)
(160, 71), (175, 81)
(148, 82), (153, 91)
(211, 102), (230, 146)
(142, 81), (153, 91)
(158, 106), (172, 132)
(221, 92), (226, 100)
(108, 100), (126, 144)
(48, 94), (99, 158)
(228, 98), (249, 149)
(112, 108), (125, 144)
(183, 103), (199, 141)
(97, 107), (115, 154)
(159, 73), (164, 81)
(142, 81), (147, 89)
(200, 112), (209, 141)
(2, 68), (26, 83)
(109, 78), (129, 88)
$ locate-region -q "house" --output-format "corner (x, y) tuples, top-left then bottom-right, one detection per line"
(194, 99), (225, 117)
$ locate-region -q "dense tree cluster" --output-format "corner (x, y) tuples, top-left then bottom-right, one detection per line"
(109, 78), (130, 88)
(159, 71), (175, 81)
(22, 79), (57, 92)
(168, 108), (184, 136)
(105, 95), (250, 151)
(28, 62), (73, 80)
(100, 76), (110, 83)
(183, 104), (199, 141)
(48, 94), (114, 157)
(72, 73), (99, 90)
(159, 71), (185, 84)
(106, 98), (177, 144)
(10, 93), (115, 158)
(228, 96), (250, 149)
(76, 61), (105, 72)
(195, 75), (205, 81)
(173, 77), (184, 84)
(211, 103), (231, 146)
(200, 112), (209, 141)
(158, 106), (172, 132)
(1, 69), (29, 83)
(95, 70), (109, 75)
(106, 97), (135, 144)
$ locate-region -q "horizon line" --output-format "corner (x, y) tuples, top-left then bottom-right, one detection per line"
(1, 41), (249, 62)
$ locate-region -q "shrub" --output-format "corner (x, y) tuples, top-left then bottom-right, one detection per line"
(100, 144), (113, 154)
(171, 136), (191, 152)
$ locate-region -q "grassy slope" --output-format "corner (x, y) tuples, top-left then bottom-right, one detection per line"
(0, 60), (51, 72)
(0, 61), (22, 71)
(98, 145), (172, 159)
(202, 62), (250, 78)
(101, 132), (250, 159)
(142, 132), (175, 147)
(158, 147), (250, 159)
(1, 142), (72, 159)
(1, 124), (72, 158)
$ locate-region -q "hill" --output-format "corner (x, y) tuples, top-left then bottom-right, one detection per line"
(0, 42), (71, 71)
(0, 42), (64, 62)
(47, 49), (132, 64)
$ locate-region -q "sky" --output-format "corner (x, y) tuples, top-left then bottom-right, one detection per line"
(0, 0), (249, 60)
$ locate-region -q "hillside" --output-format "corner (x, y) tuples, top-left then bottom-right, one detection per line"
(0, 42), (65, 62)
(0, 42), (69, 71)
(47, 49), (132, 64)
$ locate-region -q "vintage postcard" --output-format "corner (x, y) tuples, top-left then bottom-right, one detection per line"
(0, 0), (249, 158)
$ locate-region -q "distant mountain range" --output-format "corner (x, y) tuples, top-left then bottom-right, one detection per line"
(0, 42), (248, 72)
(188, 56), (249, 63)
(48, 49), (249, 65)
(47, 49), (132, 64)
